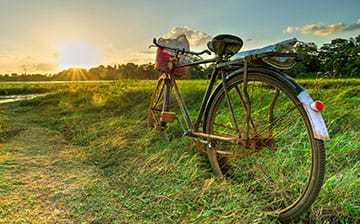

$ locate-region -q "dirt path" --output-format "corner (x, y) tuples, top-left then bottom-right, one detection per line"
(0, 106), (96, 223)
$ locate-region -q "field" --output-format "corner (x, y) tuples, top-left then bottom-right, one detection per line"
(0, 79), (359, 223)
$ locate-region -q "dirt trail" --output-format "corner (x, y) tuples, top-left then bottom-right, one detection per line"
(0, 107), (94, 223)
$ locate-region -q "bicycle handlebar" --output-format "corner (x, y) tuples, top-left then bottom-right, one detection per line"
(152, 38), (211, 56)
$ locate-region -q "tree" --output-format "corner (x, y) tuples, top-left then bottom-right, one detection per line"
(319, 37), (358, 78)
(291, 42), (320, 77)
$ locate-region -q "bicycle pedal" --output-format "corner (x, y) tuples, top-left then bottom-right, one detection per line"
(160, 111), (176, 122)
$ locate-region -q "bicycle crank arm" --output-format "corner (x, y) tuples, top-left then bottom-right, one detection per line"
(185, 130), (238, 143)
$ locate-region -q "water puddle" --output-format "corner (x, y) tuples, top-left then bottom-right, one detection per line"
(0, 94), (46, 104)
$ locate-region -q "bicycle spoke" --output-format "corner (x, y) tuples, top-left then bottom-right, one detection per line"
(234, 85), (257, 132)
(152, 81), (165, 109)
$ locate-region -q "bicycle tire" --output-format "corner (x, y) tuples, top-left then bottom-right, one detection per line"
(203, 68), (325, 221)
(147, 74), (171, 129)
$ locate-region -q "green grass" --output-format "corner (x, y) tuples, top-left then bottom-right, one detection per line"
(0, 79), (359, 223)
(0, 82), (69, 95)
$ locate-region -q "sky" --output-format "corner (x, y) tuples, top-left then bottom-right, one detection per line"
(0, 0), (359, 74)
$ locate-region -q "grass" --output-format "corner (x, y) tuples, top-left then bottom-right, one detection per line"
(0, 82), (70, 95)
(0, 79), (359, 223)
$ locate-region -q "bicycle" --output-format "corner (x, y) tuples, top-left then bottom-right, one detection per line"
(147, 34), (329, 222)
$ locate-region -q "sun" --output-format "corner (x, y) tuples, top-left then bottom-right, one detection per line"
(55, 42), (99, 70)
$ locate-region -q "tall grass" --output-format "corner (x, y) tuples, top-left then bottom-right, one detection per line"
(0, 79), (359, 223)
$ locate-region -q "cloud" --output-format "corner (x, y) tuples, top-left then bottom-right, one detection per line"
(163, 26), (212, 46)
(284, 18), (360, 36)
(314, 23), (346, 36)
(344, 18), (360, 31)
(108, 48), (155, 65)
(21, 62), (58, 73)
(0, 54), (59, 74)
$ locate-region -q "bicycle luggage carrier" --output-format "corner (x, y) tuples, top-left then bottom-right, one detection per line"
(230, 38), (300, 69)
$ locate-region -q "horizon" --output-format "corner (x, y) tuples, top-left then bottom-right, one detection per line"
(1, 32), (359, 77)
(1, 0), (359, 74)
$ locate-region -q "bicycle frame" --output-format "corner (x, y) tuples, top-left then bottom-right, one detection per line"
(161, 57), (244, 144)
(153, 36), (329, 143)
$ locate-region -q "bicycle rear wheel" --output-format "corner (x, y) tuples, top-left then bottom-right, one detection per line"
(147, 74), (171, 129)
(204, 68), (325, 221)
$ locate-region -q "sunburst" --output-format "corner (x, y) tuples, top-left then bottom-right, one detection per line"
(56, 42), (99, 71)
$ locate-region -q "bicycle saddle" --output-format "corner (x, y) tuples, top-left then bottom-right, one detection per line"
(207, 34), (243, 56)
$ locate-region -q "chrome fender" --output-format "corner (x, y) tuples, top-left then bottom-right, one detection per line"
(297, 90), (330, 140)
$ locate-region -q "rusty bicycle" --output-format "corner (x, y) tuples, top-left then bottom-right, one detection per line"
(147, 34), (329, 222)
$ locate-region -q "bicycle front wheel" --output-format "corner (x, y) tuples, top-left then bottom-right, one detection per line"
(204, 68), (325, 221)
(147, 74), (171, 129)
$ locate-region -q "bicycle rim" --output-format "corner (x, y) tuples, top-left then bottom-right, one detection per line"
(147, 74), (170, 129)
(204, 71), (325, 221)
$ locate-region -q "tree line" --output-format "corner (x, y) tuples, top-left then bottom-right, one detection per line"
(291, 34), (360, 78)
(1, 35), (359, 82)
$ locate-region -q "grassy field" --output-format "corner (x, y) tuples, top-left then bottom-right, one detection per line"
(0, 79), (359, 223)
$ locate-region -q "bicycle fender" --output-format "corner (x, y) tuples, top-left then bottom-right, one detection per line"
(297, 90), (330, 140)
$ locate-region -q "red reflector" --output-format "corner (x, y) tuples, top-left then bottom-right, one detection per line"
(311, 100), (324, 112)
